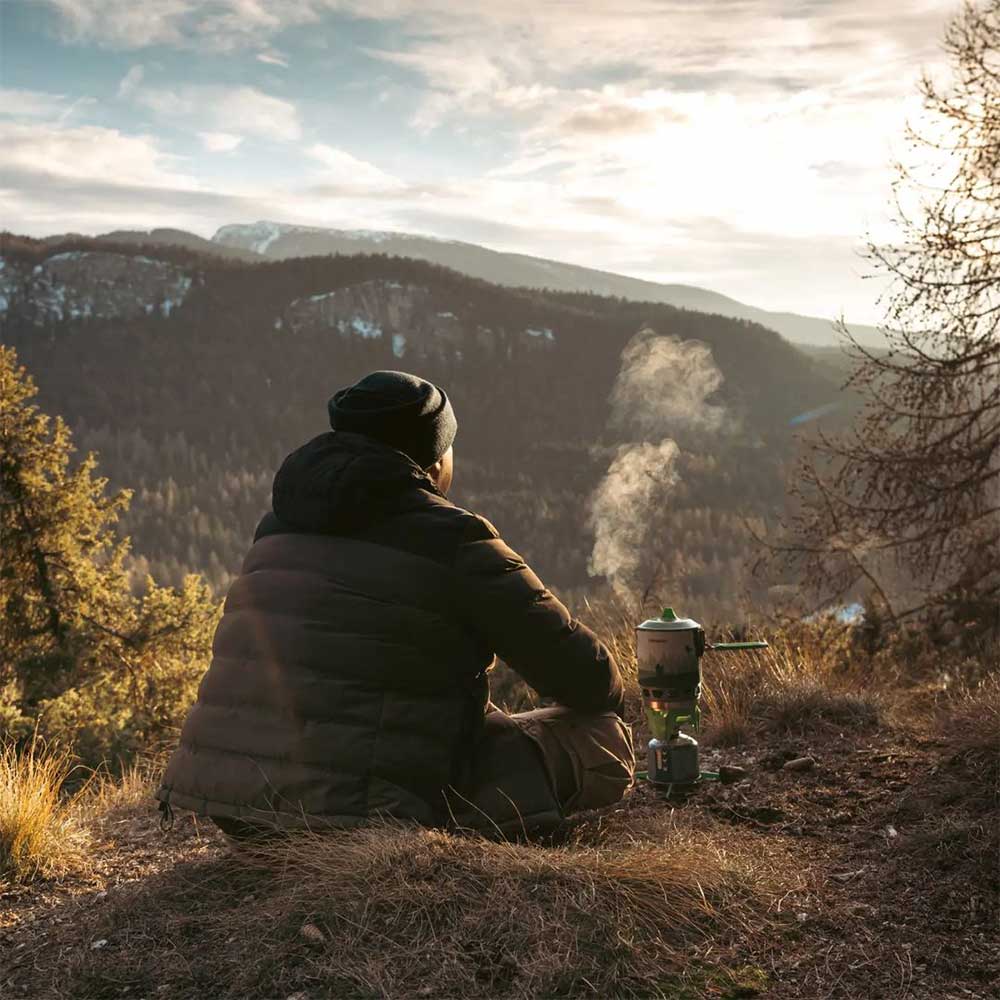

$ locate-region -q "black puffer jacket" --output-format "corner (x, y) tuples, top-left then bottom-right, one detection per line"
(157, 432), (623, 828)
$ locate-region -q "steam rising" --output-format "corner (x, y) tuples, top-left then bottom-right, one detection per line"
(609, 330), (724, 438)
(588, 328), (726, 596)
(588, 440), (680, 591)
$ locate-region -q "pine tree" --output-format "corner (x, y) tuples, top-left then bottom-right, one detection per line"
(0, 345), (133, 699)
(0, 346), (219, 760)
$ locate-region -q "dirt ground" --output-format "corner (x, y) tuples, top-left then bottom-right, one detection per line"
(2, 723), (997, 1000)
(672, 730), (997, 999)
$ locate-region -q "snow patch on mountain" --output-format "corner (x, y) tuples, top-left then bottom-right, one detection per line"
(278, 280), (557, 360)
(211, 220), (459, 256)
(0, 252), (194, 324)
(350, 315), (381, 339)
(213, 221), (292, 254)
(45, 251), (88, 264)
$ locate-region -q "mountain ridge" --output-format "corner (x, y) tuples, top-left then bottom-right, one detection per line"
(75, 220), (880, 348)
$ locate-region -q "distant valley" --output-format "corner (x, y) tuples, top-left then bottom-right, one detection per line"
(0, 232), (846, 607)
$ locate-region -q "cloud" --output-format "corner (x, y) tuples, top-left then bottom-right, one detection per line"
(306, 143), (404, 192)
(135, 85), (302, 141)
(44, 0), (954, 90)
(257, 51), (289, 67)
(0, 162), (255, 237)
(0, 88), (76, 119)
(48, 0), (189, 48)
(363, 43), (527, 131)
(0, 117), (262, 233)
(25, 0), (957, 324)
(0, 119), (198, 189)
(116, 64), (144, 99)
(559, 104), (681, 136)
(0, 119), (215, 233)
(351, 1), (953, 126)
(199, 131), (244, 152)
(0, 114), (887, 320)
(47, 0), (313, 51)
(42, 1), (922, 67)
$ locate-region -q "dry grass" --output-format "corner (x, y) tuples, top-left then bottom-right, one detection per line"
(886, 673), (999, 932)
(0, 740), (158, 885)
(942, 671), (1000, 763)
(0, 735), (90, 883)
(488, 660), (543, 714)
(699, 627), (881, 745)
(252, 824), (766, 997)
(50, 815), (785, 1000)
(77, 755), (160, 828)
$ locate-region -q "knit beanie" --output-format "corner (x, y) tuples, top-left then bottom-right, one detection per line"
(328, 370), (457, 469)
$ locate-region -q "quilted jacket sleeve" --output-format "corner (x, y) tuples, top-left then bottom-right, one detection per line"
(452, 514), (625, 715)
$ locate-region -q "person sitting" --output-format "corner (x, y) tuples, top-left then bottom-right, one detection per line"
(156, 370), (633, 838)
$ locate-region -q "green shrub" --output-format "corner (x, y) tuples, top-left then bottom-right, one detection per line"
(0, 346), (219, 767)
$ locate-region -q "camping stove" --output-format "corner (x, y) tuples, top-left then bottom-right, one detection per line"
(637, 608), (767, 794)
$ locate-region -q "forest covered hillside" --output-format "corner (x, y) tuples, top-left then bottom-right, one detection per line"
(36, 221), (884, 347)
(0, 232), (843, 605)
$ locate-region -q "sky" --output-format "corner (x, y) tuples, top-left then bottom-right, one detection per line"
(0, 0), (956, 324)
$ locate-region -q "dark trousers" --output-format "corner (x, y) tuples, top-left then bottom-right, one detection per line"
(450, 707), (634, 836)
(213, 707), (634, 842)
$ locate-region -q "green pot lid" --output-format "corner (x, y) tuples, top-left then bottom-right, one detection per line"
(637, 607), (702, 631)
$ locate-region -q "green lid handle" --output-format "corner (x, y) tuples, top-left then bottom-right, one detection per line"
(709, 641), (769, 651)
(661, 607), (677, 621)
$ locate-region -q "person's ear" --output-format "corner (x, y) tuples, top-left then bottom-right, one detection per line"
(426, 457), (443, 483)
(425, 446), (453, 494)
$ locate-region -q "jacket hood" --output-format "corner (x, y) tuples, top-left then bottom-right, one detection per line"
(271, 431), (439, 534)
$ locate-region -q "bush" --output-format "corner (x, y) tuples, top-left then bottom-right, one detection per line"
(14, 590), (217, 769)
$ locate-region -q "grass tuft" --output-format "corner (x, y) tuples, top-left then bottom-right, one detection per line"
(53, 818), (783, 999)
(0, 735), (90, 883)
(702, 628), (882, 744)
(242, 823), (772, 998)
(762, 679), (881, 736)
(497, 609), (885, 746)
(942, 672), (1000, 774)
